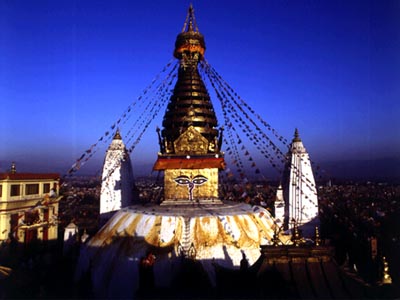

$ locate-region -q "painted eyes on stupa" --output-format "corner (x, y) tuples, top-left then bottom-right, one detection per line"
(174, 176), (191, 185)
(174, 175), (208, 186)
(191, 175), (207, 185)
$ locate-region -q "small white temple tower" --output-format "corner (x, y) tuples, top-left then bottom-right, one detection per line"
(281, 129), (319, 236)
(100, 130), (136, 221)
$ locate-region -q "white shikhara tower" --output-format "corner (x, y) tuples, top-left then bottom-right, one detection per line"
(281, 129), (319, 236)
(100, 130), (135, 219)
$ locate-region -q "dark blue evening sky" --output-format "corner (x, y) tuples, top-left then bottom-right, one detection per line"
(1, 0), (399, 177)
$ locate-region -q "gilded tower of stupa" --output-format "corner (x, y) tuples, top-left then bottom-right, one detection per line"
(154, 5), (224, 205)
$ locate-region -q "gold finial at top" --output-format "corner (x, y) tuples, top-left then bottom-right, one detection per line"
(181, 4), (199, 33)
(174, 4), (205, 60)
(113, 129), (122, 140)
(293, 128), (302, 142)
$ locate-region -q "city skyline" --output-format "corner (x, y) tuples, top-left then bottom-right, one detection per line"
(1, 0), (399, 180)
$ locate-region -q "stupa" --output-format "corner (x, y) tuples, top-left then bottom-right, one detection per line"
(76, 6), (283, 298)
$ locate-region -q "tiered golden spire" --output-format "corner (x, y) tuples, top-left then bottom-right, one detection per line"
(160, 4), (220, 156)
(154, 5), (224, 205)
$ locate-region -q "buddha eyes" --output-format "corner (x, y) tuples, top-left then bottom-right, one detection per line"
(174, 176), (191, 185)
(174, 175), (208, 185)
(192, 175), (208, 185)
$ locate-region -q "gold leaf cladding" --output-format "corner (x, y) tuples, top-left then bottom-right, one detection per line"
(98, 213), (132, 246)
(250, 212), (276, 241)
(174, 126), (208, 155)
(145, 216), (163, 246)
(173, 217), (184, 244)
(164, 168), (218, 201)
(232, 215), (259, 248)
(193, 217), (221, 248)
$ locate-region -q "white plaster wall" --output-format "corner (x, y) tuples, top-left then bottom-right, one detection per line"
(286, 140), (319, 232)
(100, 139), (134, 215)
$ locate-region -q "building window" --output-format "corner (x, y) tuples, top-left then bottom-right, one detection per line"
(0, 185), (2, 198)
(43, 183), (50, 193)
(26, 184), (39, 195)
(25, 210), (39, 225)
(10, 185), (21, 197)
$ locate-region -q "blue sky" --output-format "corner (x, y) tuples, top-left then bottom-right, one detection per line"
(1, 0), (399, 177)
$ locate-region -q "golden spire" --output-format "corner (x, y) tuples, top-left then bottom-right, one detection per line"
(181, 4), (199, 33)
(161, 4), (219, 155)
(113, 129), (122, 140)
(154, 4), (224, 205)
(293, 128), (302, 142)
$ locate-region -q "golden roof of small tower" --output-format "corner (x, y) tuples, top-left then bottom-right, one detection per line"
(293, 128), (302, 142)
(113, 129), (122, 140)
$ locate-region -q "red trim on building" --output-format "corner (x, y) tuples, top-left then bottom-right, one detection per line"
(153, 157), (225, 170)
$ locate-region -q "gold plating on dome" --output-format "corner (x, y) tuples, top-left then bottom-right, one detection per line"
(194, 217), (222, 248)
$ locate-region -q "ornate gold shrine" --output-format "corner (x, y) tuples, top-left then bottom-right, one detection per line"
(174, 126), (209, 155)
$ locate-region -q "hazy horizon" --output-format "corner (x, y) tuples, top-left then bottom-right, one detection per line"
(1, 1), (399, 182)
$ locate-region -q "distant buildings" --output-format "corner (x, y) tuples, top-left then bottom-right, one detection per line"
(0, 163), (61, 245)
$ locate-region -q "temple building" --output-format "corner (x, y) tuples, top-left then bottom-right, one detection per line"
(0, 163), (61, 245)
(73, 4), (385, 299)
(99, 129), (136, 222)
(279, 128), (319, 236)
(76, 6), (285, 298)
